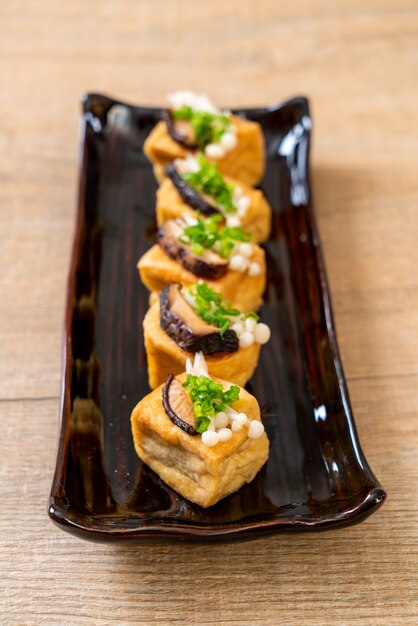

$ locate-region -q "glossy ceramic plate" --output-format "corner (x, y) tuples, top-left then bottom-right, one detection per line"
(49, 94), (386, 542)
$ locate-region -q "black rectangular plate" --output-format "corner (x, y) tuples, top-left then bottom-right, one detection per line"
(49, 94), (386, 541)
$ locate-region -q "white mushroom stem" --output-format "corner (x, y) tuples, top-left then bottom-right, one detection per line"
(245, 317), (257, 332)
(229, 254), (249, 273)
(238, 242), (253, 258)
(185, 351), (210, 377)
(217, 428), (233, 442)
(231, 320), (245, 336)
(254, 323), (271, 345)
(167, 91), (219, 114)
(182, 212), (198, 226)
(236, 412), (249, 425)
(248, 262), (261, 276)
(225, 405), (240, 418)
(248, 420), (265, 439)
(220, 131), (238, 151)
(205, 143), (225, 159)
(206, 418), (216, 432)
(174, 155), (200, 174)
(226, 215), (241, 228)
(202, 431), (220, 446)
(224, 407), (248, 424)
(214, 412), (229, 429)
(239, 331), (254, 349)
(235, 195), (250, 216)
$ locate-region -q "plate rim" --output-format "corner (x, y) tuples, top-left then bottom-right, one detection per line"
(49, 486), (386, 542)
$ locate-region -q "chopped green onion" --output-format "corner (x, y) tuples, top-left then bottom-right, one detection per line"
(179, 214), (251, 260)
(183, 375), (240, 433)
(182, 154), (235, 213)
(187, 282), (258, 335)
(172, 106), (232, 148)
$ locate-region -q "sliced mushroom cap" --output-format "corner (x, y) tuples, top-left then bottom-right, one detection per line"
(157, 220), (228, 280)
(164, 109), (198, 149)
(160, 284), (239, 354)
(166, 163), (220, 217)
(162, 373), (198, 435)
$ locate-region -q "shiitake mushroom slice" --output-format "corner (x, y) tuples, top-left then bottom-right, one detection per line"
(166, 163), (219, 217)
(157, 220), (228, 280)
(162, 373), (198, 435)
(163, 109), (198, 149)
(160, 284), (239, 354)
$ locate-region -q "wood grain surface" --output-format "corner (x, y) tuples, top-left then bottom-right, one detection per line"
(0, 1), (417, 624)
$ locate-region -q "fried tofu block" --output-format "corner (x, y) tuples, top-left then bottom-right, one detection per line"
(144, 116), (265, 186)
(143, 299), (260, 389)
(156, 176), (271, 244)
(130, 372), (269, 507)
(137, 244), (266, 312)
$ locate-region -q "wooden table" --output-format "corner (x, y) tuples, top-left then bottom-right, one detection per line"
(1, 2), (417, 624)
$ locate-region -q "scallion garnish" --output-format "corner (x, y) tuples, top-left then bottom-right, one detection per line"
(182, 154), (235, 213)
(172, 105), (231, 148)
(182, 375), (240, 433)
(179, 214), (251, 259)
(187, 282), (259, 336)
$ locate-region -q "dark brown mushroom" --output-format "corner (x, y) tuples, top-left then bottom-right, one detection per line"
(162, 373), (199, 435)
(157, 220), (228, 280)
(163, 109), (198, 149)
(166, 163), (220, 217)
(160, 284), (239, 354)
